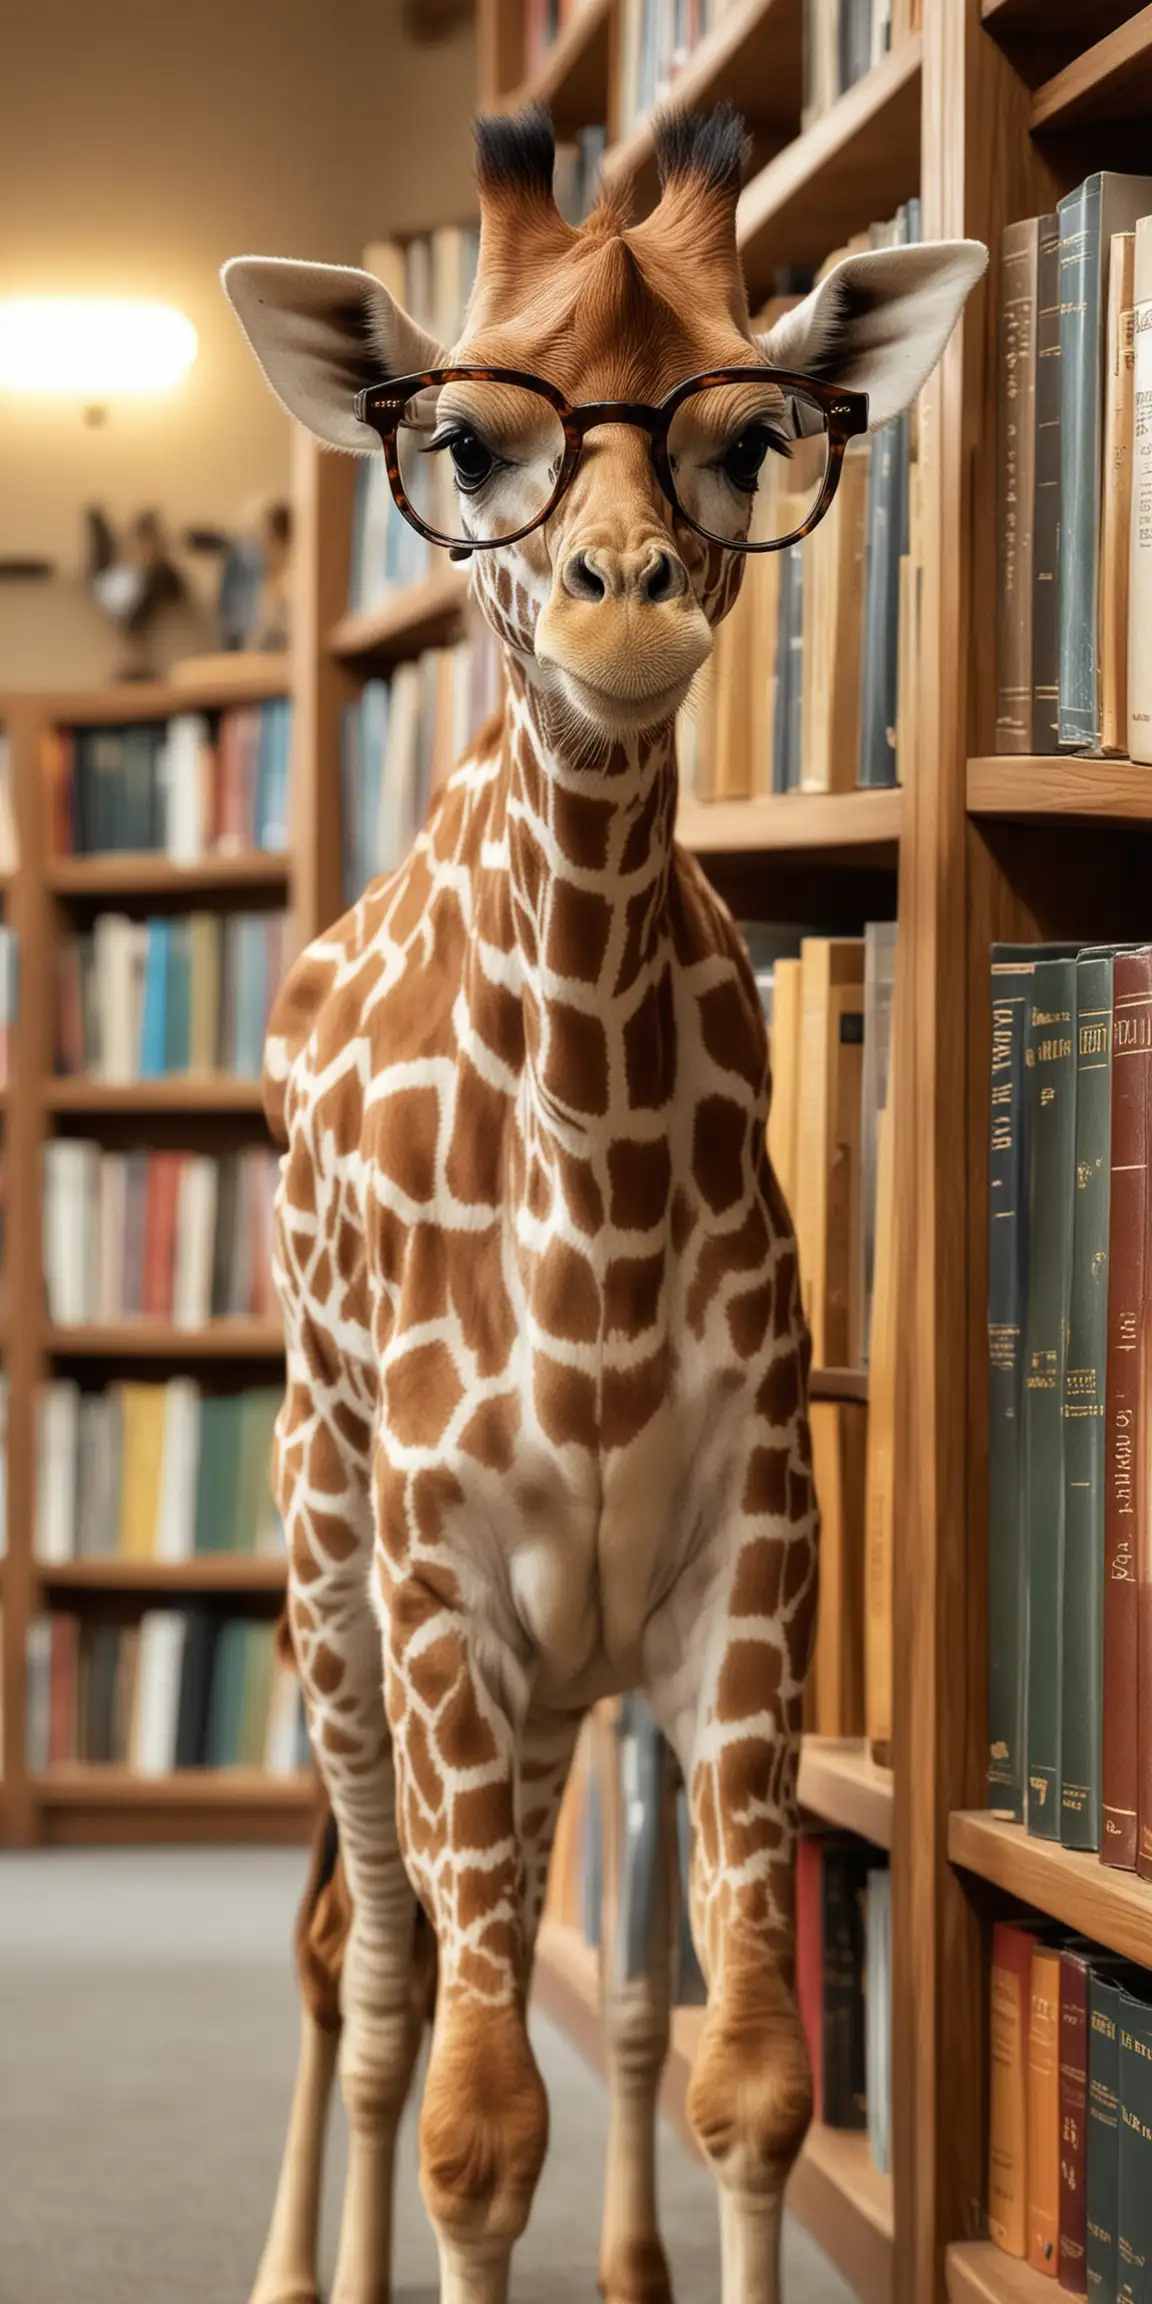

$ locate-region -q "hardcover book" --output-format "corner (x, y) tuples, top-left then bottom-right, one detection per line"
(1102, 950), (1152, 1869)
(1023, 957), (1078, 1836)
(1062, 950), (1114, 1851)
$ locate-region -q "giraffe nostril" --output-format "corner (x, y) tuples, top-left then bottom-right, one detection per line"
(563, 550), (607, 603)
(641, 550), (686, 604)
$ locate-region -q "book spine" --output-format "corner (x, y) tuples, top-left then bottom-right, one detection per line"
(1024, 958), (1077, 1837)
(1058, 177), (1103, 751)
(996, 220), (1040, 754)
(820, 1844), (867, 2130)
(1102, 951), (1152, 1870)
(1059, 1952), (1090, 2295)
(987, 950), (1033, 1818)
(1029, 1944), (1063, 2277)
(1088, 1973), (1122, 2302)
(990, 1921), (1036, 2257)
(1033, 219), (1062, 754)
(1129, 219), (1152, 764)
(1099, 235), (1136, 757)
(1118, 1989), (1152, 2304)
(1062, 951), (1114, 1852)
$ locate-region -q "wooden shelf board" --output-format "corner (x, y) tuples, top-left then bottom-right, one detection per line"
(799, 1736), (893, 1849)
(328, 569), (470, 666)
(503, 0), (613, 133)
(949, 1810), (1152, 1966)
(677, 786), (902, 857)
(603, 0), (803, 205)
(35, 1767), (311, 1805)
(47, 851), (290, 898)
(32, 662), (288, 725)
(968, 754), (1152, 825)
(167, 651), (292, 707)
(946, 2239), (1051, 2303)
(810, 1366), (869, 1402)
(532, 1919), (893, 2303)
(46, 1076), (266, 1115)
(46, 1320), (284, 1360)
(737, 36), (922, 297)
(1031, 4), (1152, 130)
(37, 1556), (287, 1595)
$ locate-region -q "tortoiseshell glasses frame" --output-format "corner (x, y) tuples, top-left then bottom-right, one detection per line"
(354, 365), (870, 554)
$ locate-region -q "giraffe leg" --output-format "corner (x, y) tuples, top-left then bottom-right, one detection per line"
(597, 1708), (676, 2304)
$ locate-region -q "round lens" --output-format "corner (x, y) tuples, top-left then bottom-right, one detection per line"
(667, 380), (831, 547)
(397, 379), (567, 547)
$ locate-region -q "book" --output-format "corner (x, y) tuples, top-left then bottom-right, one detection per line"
(33, 1378), (281, 1562)
(1057, 174), (1152, 753)
(1088, 1970), (1124, 2302)
(1100, 235), (1137, 757)
(56, 910), (287, 1082)
(767, 955), (803, 1210)
(1062, 951), (1115, 1853)
(1023, 956), (1077, 1838)
(809, 1401), (867, 1737)
(821, 1839), (869, 2130)
(28, 1604), (302, 1773)
(47, 703), (292, 858)
(1029, 1941), (1063, 2277)
(997, 218), (1041, 753)
(865, 1863), (892, 2177)
(864, 1094), (897, 1765)
(794, 937), (866, 1367)
(1129, 218), (1152, 766)
(796, 1834), (826, 2123)
(859, 921), (898, 1363)
(1103, 951), (1152, 1871)
(42, 1143), (278, 1327)
(1060, 1946), (1091, 2295)
(1118, 1987), (1152, 2303)
(858, 200), (918, 788)
(1033, 214), (1064, 755)
(990, 1919), (1037, 2257)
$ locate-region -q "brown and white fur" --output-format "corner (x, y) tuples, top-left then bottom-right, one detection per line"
(223, 106), (984, 2304)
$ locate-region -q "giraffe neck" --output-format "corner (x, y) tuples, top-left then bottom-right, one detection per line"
(489, 657), (680, 1172)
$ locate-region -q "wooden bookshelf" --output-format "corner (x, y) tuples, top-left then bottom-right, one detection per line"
(967, 753), (1152, 824)
(45, 1077), (266, 1115)
(46, 851), (290, 897)
(603, 0), (804, 206)
(810, 1366), (870, 1402)
(44, 1320), (284, 1359)
(737, 36), (922, 296)
(945, 2241), (1051, 2303)
(327, 567), (470, 666)
(1030, 4), (1152, 132)
(168, 650), (292, 707)
(36, 1557), (287, 1596)
(949, 1811), (1152, 1968)
(677, 786), (902, 857)
(800, 1736), (893, 1849)
(33, 1766), (314, 1847)
(499, 0), (614, 130)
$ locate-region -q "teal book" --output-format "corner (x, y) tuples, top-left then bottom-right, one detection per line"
(858, 200), (918, 789)
(1061, 949), (1114, 1850)
(1023, 956), (1078, 1837)
(205, 1618), (249, 1767)
(165, 919), (191, 1074)
(139, 920), (171, 1079)
(1058, 174), (1152, 750)
(987, 947), (1035, 1819)
(1118, 1987), (1152, 2303)
(1088, 1971), (1123, 2301)
(193, 1398), (241, 1554)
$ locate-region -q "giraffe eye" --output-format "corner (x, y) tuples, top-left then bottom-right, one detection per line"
(719, 423), (789, 494)
(432, 425), (497, 493)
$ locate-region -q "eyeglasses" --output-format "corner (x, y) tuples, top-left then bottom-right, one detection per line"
(355, 366), (869, 556)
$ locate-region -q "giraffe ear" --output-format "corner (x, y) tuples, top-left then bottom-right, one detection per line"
(757, 239), (988, 433)
(221, 257), (448, 454)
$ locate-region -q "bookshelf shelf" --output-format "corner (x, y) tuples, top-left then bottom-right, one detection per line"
(36, 1556), (287, 1596)
(531, 1917), (894, 2304)
(677, 787), (902, 857)
(31, 1765), (315, 1846)
(1030, 5), (1152, 132)
(35, 674), (289, 727)
(603, 0), (803, 207)
(34, 1765), (313, 1806)
(45, 1076), (266, 1115)
(799, 1736), (893, 1849)
(967, 754), (1152, 824)
(503, 0), (613, 132)
(46, 851), (290, 898)
(167, 651), (292, 708)
(327, 568), (470, 668)
(736, 35), (922, 296)
(948, 1811), (1152, 1968)
(810, 1366), (870, 1402)
(45, 1320), (284, 1360)
(944, 2241), (1051, 2303)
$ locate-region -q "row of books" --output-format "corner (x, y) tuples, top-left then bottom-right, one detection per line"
(996, 177), (1152, 759)
(986, 942), (1152, 1870)
(43, 702), (292, 858)
(42, 1142), (278, 1328)
(36, 1380), (281, 1565)
(55, 910), (287, 1082)
(987, 1920), (1152, 2293)
(797, 1834), (891, 2174)
(340, 636), (502, 903)
(26, 1608), (308, 1776)
(802, 0), (917, 128)
(613, 0), (917, 150)
(681, 213), (920, 801)
(0, 923), (16, 1087)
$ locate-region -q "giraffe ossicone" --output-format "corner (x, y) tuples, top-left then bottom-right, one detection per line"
(224, 104), (985, 2304)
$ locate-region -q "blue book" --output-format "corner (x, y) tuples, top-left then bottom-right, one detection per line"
(255, 700), (291, 853)
(139, 919), (172, 1078)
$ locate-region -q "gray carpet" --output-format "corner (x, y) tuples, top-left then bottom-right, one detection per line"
(0, 1849), (855, 2304)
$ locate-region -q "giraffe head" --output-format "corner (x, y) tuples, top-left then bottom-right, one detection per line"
(224, 108), (984, 739)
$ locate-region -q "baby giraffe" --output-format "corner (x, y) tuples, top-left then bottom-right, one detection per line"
(224, 105), (984, 2304)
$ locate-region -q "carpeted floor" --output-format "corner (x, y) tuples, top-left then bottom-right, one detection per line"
(0, 1848), (855, 2304)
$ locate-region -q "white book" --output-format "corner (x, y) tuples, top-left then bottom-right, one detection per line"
(25, 1618), (53, 1772)
(98, 1152), (128, 1321)
(1128, 216), (1152, 763)
(264, 1670), (305, 1776)
(43, 1139), (100, 1324)
(155, 1378), (200, 1559)
(173, 1156), (217, 1328)
(163, 715), (211, 862)
(130, 1610), (187, 1775)
(92, 913), (139, 1081)
(866, 1865), (892, 2177)
(378, 662), (421, 871)
(34, 1380), (81, 1562)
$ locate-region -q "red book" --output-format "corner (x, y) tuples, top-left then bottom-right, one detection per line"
(795, 1834), (824, 2123)
(1103, 952), (1152, 1869)
(48, 1614), (79, 1765)
(1058, 1947), (1090, 2294)
(142, 1151), (185, 1317)
(215, 710), (245, 850)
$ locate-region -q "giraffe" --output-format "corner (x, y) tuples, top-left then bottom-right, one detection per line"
(223, 104), (985, 2304)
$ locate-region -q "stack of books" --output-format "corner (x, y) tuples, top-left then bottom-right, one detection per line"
(985, 942), (1152, 1872)
(35, 1379), (282, 1563)
(42, 1142), (278, 1327)
(26, 1608), (308, 1775)
(797, 1834), (891, 2172)
(340, 636), (503, 902)
(987, 1922), (1152, 2292)
(995, 177), (1152, 759)
(43, 701), (292, 858)
(55, 909), (287, 1082)
(682, 212), (921, 801)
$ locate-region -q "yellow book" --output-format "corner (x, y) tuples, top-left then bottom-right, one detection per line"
(117, 1384), (168, 1560)
(794, 937), (866, 1368)
(188, 913), (221, 1073)
(810, 1399), (868, 1738)
(767, 955), (803, 1214)
(801, 443), (869, 793)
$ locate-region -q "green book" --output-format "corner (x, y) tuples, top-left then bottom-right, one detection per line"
(205, 1618), (248, 1767)
(987, 947), (1035, 1819)
(1023, 956), (1078, 1837)
(165, 918), (191, 1073)
(1118, 1987), (1152, 2303)
(193, 1398), (242, 1554)
(1062, 950), (1114, 1850)
(233, 1389), (280, 1555)
(1089, 1972), (1124, 2302)
(238, 1622), (275, 1766)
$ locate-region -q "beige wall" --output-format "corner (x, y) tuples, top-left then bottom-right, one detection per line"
(0, 0), (477, 686)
